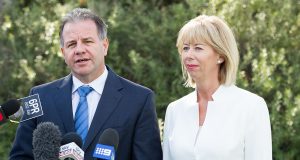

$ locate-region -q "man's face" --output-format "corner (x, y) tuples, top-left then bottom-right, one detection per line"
(61, 19), (109, 83)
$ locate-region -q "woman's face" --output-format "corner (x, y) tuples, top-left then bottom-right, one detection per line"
(181, 42), (223, 83)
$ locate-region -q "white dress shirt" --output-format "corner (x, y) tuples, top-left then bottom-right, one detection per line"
(72, 67), (108, 128)
(163, 85), (272, 160)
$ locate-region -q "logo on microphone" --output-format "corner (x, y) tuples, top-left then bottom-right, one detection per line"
(19, 94), (43, 122)
(95, 147), (111, 156)
(93, 144), (115, 160)
(59, 142), (84, 160)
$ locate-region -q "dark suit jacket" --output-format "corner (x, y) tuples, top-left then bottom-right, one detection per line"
(9, 66), (162, 160)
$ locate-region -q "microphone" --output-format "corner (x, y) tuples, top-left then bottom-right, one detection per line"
(0, 99), (20, 126)
(93, 128), (119, 160)
(59, 132), (84, 160)
(32, 122), (62, 160)
(8, 105), (24, 120)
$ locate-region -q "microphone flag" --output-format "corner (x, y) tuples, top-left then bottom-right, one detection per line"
(59, 142), (84, 160)
(93, 144), (115, 160)
(19, 94), (43, 122)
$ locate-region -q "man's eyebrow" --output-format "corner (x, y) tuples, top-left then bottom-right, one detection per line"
(65, 40), (76, 45)
(82, 37), (94, 41)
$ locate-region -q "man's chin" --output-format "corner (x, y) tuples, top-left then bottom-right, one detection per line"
(72, 70), (91, 78)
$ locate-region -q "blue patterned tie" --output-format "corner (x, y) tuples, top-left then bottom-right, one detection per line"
(75, 86), (93, 143)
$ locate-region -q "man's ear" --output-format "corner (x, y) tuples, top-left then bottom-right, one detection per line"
(103, 38), (109, 56)
(61, 48), (67, 64)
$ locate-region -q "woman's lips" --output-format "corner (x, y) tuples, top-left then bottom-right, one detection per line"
(186, 64), (198, 69)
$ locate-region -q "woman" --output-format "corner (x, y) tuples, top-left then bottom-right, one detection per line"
(163, 15), (272, 160)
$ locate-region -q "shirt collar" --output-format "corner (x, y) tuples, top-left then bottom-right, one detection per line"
(211, 84), (235, 101)
(72, 67), (108, 94)
(211, 85), (225, 100)
(193, 84), (231, 102)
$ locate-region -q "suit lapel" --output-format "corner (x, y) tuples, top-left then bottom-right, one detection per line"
(83, 68), (123, 150)
(53, 75), (75, 133)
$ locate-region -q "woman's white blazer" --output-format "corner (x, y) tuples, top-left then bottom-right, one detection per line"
(163, 85), (272, 160)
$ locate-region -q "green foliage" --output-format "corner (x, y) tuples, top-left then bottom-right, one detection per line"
(219, 0), (300, 158)
(0, 0), (76, 158)
(96, 1), (196, 117)
(0, 0), (299, 159)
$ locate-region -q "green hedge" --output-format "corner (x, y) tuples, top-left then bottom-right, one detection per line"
(0, 0), (299, 159)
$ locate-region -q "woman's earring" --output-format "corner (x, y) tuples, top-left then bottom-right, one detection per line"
(217, 60), (222, 64)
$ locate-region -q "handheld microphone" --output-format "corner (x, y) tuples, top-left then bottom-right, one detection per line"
(0, 99), (20, 126)
(8, 105), (24, 120)
(93, 128), (119, 160)
(59, 132), (84, 160)
(32, 122), (62, 160)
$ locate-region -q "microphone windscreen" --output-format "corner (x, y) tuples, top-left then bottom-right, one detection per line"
(32, 122), (62, 160)
(61, 132), (83, 148)
(1, 99), (20, 117)
(99, 128), (119, 151)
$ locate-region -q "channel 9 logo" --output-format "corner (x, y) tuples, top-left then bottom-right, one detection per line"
(93, 144), (115, 160)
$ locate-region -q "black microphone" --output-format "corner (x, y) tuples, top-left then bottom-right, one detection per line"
(32, 122), (62, 160)
(61, 132), (83, 147)
(8, 105), (24, 120)
(59, 132), (84, 160)
(93, 128), (119, 160)
(0, 99), (20, 126)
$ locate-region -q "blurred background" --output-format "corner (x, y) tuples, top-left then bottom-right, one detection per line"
(0, 0), (300, 159)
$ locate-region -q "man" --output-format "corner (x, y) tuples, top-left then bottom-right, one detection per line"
(10, 8), (162, 160)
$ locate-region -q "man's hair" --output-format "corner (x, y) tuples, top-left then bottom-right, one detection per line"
(59, 8), (108, 47)
(176, 15), (239, 87)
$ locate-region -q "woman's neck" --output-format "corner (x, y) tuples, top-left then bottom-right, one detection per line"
(196, 80), (220, 101)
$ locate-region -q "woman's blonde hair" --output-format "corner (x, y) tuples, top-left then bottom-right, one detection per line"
(176, 15), (239, 88)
